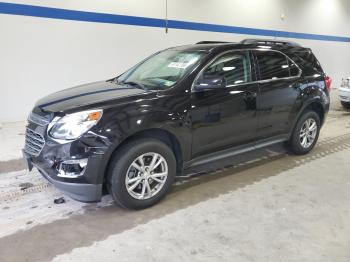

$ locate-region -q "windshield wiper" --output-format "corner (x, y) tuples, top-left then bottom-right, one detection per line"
(119, 81), (147, 90)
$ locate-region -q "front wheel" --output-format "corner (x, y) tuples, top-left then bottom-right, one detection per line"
(287, 111), (320, 155)
(107, 138), (176, 209)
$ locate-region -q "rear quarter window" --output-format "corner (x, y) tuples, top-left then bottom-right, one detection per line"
(288, 50), (324, 76)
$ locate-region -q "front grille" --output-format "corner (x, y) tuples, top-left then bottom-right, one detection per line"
(24, 128), (45, 156)
(24, 112), (49, 157)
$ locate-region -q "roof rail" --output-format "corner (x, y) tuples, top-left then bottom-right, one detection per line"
(196, 41), (233, 44)
(240, 39), (301, 47)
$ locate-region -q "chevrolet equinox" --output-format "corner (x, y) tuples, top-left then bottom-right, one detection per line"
(23, 39), (331, 209)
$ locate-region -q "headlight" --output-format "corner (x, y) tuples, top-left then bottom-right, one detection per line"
(49, 109), (103, 140)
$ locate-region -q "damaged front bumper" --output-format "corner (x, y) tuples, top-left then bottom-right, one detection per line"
(23, 150), (103, 202)
(23, 111), (112, 203)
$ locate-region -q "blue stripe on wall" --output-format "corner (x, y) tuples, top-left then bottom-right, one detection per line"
(1, 2), (350, 43)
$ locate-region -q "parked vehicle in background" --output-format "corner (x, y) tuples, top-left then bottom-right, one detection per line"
(23, 39), (330, 209)
(339, 77), (350, 109)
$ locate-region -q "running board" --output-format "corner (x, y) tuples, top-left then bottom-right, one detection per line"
(183, 135), (289, 170)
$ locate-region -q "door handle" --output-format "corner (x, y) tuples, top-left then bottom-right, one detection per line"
(243, 91), (257, 110)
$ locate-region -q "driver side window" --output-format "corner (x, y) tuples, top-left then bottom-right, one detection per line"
(201, 51), (252, 87)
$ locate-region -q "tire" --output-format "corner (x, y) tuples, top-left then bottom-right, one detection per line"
(341, 101), (350, 109)
(287, 111), (320, 155)
(107, 138), (176, 210)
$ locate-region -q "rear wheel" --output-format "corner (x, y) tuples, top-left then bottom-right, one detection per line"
(341, 101), (350, 109)
(107, 138), (176, 209)
(287, 111), (320, 155)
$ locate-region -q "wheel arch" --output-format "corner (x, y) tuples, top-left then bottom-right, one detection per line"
(289, 100), (325, 140)
(301, 101), (325, 125)
(104, 128), (184, 180)
(305, 101), (325, 124)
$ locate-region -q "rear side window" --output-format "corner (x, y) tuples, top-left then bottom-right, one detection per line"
(255, 51), (290, 80)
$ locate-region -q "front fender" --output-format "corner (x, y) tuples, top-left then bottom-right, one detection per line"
(86, 94), (191, 183)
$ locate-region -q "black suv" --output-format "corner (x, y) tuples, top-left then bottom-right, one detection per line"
(23, 39), (330, 209)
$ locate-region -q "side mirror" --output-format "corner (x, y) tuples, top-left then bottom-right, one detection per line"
(194, 75), (226, 91)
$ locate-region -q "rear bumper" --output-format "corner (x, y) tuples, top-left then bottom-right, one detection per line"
(338, 87), (350, 102)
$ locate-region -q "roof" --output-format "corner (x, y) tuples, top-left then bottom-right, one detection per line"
(170, 38), (308, 53)
(170, 42), (234, 52)
(240, 39), (302, 47)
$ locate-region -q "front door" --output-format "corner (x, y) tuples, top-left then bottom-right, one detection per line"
(190, 50), (259, 158)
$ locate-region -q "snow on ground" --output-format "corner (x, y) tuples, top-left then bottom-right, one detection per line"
(0, 169), (113, 238)
(0, 121), (26, 162)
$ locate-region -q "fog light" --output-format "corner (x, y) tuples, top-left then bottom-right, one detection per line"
(57, 159), (88, 178)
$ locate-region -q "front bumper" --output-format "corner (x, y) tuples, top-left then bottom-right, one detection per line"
(23, 110), (114, 203)
(23, 150), (103, 202)
(38, 166), (102, 202)
(338, 87), (350, 102)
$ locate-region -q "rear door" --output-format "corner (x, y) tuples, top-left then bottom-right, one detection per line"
(253, 50), (302, 139)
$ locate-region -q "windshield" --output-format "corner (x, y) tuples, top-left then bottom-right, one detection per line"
(116, 50), (205, 90)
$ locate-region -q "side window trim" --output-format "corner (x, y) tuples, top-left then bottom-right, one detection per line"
(253, 49), (302, 83)
(191, 48), (303, 92)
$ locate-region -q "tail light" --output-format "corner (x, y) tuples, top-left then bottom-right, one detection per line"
(325, 75), (332, 91)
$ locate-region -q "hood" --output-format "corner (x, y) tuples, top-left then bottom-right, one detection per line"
(35, 81), (148, 113)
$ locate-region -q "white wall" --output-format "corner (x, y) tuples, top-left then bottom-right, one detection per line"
(0, 0), (349, 122)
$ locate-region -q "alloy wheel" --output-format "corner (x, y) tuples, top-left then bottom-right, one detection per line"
(299, 118), (317, 148)
(125, 152), (168, 200)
